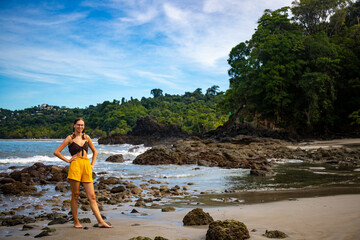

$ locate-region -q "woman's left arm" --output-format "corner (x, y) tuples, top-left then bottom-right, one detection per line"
(87, 136), (97, 170)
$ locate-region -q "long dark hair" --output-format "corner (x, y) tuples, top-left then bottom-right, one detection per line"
(72, 117), (86, 140)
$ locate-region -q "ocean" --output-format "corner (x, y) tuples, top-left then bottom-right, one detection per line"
(1, 139), (359, 194)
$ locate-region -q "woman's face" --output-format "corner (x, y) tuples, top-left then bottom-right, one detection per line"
(74, 120), (85, 133)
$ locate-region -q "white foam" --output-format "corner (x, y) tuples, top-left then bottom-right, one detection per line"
(309, 167), (326, 170)
(154, 173), (198, 178)
(268, 158), (303, 164)
(0, 155), (63, 164)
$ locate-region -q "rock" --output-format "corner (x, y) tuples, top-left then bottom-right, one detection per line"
(131, 209), (139, 213)
(131, 186), (143, 195)
(45, 212), (68, 220)
(133, 146), (190, 165)
(249, 156), (274, 176)
(148, 179), (161, 184)
(22, 224), (35, 230)
(0, 177), (16, 184)
(1, 215), (35, 226)
(128, 237), (152, 240)
(135, 200), (146, 207)
(2, 217), (23, 226)
(161, 207), (176, 212)
(182, 208), (214, 226)
(263, 230), (288, 238)
(55, 182), (69, 192)
(154, 237), (169, 240)
(34, 231), (49, 238)
(99, 176), (122, 184)
(9, 163), (67, 185)
(206, 220), (250, 240)
(62, 199), (71, 210)
(81, 205), (91, 211)
(0, 182), (37, 195)
(105, 154), (125, 163)
(79, 218), (91, 223)
(110, 186), (126, 193)
(48, 218), (68, 225)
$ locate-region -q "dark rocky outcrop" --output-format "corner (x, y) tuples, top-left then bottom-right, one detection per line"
(206, 220), (250, 240)
(128, 237), (152, 240)
(34, 231), (50, 238)
(1, 215), (36, 226)
(161, 206), (176, 212)
(0, 182), (37, 195)
(98, 116), (188, 146)
(134, 137), (275, 174)
(48, 218), (68, 225)
(182, 208), (214, 226)
(134, 136), (360, 174)
(8, 163), (69, 185)
(154, 237), (169, 240)
(263, 230), (288, 238)
(133, 146), (193, 165)
(105, 154), (125, 163)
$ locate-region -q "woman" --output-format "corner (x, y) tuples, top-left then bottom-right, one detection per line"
(54, 118), (112, 228)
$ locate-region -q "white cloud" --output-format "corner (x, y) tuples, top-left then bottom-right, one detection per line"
(137, 70), (178, 88)
(0, 0), (294, 109)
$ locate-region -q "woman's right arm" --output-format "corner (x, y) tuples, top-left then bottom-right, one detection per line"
(54, 136), (73, 163)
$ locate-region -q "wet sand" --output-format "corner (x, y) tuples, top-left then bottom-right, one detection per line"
(1, 194), (359, 240)
(288, 138), (360, 150)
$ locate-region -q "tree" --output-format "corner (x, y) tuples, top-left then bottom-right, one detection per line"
(206, 85), (220, 96)
(150, 88), (163, 98)
(291, 0), (348, 36)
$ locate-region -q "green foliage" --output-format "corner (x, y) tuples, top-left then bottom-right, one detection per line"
(221, 1), (360, 134)
(349, 109), (360, 125)
(0, 89), (228, 138)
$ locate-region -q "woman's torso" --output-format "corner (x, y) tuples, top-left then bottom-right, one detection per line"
(68, 137), (89, 158)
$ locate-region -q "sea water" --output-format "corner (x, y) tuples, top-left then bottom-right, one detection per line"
(0, 139), (250, 193)
(1, 139), (360, 214)
(1, 139), (359, 193)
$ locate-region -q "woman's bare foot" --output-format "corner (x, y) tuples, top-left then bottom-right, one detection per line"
(97, 222), (112, 228)
(74, 222), (83, 229)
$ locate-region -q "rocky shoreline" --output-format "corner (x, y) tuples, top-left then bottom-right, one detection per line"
(1, 116), (359, 238)
(133, 135), (360, 176)
(1, 136), (360, 238)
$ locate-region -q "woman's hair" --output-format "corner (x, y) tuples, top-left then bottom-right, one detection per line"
(72, 117), (86, 140)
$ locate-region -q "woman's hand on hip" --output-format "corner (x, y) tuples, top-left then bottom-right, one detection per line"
(68, 155), (77, 163)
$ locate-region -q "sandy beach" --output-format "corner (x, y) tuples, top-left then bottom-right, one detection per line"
(1, 194), (359, 240)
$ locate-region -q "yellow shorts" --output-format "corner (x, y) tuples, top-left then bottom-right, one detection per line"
(67, 156), (93, 182)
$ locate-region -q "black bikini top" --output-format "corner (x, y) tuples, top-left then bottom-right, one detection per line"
(68, 141), (88, 156)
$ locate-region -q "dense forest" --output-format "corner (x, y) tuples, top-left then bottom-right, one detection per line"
(220, 0), (360, 134)
(0, 87), (228, 138)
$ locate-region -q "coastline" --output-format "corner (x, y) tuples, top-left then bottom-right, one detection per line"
(1, 194), (359, 240)
(1, 138), (360, 239)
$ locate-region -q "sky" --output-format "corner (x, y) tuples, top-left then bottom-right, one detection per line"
(0, 0), (293, 110)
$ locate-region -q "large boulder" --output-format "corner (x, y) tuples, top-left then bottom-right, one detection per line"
(206, 220), (250, 240)
(105, 154), (125, 163)
(263, 230), (288, 238)
(133, 146), (191, 165)
(1, 215), (36, 226)
(182, 208), (214, 226)
(9, 163), (68, 184)
(0, 182), (37, 195)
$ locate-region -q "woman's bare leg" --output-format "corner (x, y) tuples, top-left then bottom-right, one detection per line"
(82, 182), (112, 228)
(69, 179), (83, 228)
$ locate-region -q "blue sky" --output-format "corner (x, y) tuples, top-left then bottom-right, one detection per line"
(0, 0), (293, 110)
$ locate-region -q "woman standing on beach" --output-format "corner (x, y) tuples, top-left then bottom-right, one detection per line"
(54, 117), (112, 229)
